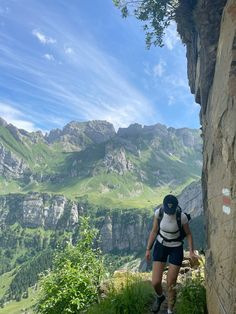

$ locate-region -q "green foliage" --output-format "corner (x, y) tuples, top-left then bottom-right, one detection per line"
(88, 273), (153, 314)
(113, 0), (179, 48)
(175, 275), (207, 314)
(35, 217), (105, 314)
(7, 250), (53, 301)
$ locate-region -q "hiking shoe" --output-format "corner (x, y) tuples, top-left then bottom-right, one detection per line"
(151, 294), (166, 313)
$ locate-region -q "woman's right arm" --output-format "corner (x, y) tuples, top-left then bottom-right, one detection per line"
(145, 215), (159, 261)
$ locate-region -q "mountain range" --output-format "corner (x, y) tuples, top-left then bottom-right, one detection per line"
(0, 118), (202, 208)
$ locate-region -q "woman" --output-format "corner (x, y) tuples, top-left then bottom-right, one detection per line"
(145, 194), (199, 314)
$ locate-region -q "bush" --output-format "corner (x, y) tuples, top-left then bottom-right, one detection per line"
(88, 272), (154, 314)
(175, 274), (207, 314)
(35, 217), (104, 314)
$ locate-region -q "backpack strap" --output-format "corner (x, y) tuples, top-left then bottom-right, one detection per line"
(157, 207), (164, 231)
(157, 206), (190, 243)
(176, 206), (182, 233)
(159, 206), (182, 243)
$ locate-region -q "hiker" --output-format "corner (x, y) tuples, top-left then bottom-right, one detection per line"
(145, 194), (199, 314)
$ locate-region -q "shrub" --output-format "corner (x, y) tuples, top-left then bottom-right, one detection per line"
(175, 274), (207, 314)
(35, 217), (104, 314)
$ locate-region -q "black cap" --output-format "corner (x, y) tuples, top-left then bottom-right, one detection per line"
(163, 194), (178, 215)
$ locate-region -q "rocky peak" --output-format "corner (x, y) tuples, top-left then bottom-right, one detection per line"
(6, 124), (29, 143)
(174, 128), (201, 148)
(46, 120), (116, 150)
(0, 117), (8, 127)
(117, 123), (201, 148)
(0, 117), (45, 144)
(117, 123), (143, 137)
(143, 123), (168, 136)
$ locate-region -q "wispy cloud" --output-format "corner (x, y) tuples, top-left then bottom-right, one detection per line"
(0, 103), (37, 131)
(0, 0), (199, 131)
(153, 59), (166, 78)
(43, 53), (55, 61)
(163, 22), (180, 50)
(0, 23), (161, 130)
(165, 75), (188, 89)
(168, 95), (175, 106)
(64, 47), (74, 55)
(32, 29), (56, 45)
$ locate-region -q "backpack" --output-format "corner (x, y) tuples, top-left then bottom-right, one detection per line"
(157, 206), (191, 242)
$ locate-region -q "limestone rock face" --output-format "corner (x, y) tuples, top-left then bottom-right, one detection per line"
(100, 216), (113, 252)
(99, 181), (203, 254)
(0, 144), (28, 179)
(117, 123), (143, 137)
(104, 147), (133, 175)
(0, 193), (79, 229)
(178, 180), (203, 218)
(99, 212), (151, 253)
(177, 1), (236, 313)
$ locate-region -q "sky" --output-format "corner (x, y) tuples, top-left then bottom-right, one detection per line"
(0, 0), (200, 132)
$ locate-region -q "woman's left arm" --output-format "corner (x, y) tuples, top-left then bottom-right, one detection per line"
(183, 223), (200, 260)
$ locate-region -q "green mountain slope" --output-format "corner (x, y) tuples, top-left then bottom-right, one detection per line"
(0, 119), (202, 209)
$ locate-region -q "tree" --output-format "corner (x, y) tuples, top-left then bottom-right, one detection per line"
(113, 0), (179, 48)
(35, 217), (104, 314)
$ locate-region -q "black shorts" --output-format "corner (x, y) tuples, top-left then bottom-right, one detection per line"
(152, 240), (183, 266)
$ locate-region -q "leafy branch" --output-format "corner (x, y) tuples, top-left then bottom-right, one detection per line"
(113, 0), (179, 48)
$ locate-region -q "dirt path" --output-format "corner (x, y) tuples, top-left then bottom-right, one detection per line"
(146, 285), (168, 314)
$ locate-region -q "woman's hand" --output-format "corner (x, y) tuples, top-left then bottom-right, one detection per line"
(189, 250), (201, 260)
(145, 249), (151, 261)
(189, 251), (202, 268)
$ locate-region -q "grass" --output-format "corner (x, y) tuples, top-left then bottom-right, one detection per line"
(88, 272), (154, 314)
(0, 270), (15, 297)
(0, 172), (198, 210)
(0, 288), (37, 314)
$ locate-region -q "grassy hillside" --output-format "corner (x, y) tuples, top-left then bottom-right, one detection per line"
(0, 123), (201, 209)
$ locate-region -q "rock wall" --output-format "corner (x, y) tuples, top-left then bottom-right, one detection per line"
(0, 144), (29, 179)
(0, 181), (203, 252)
(0, 193), (78, 230)
(99, 180), (203, 253)
(177, 1), (236, 313)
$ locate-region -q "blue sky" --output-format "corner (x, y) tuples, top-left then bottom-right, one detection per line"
(0, 0), (200, 132)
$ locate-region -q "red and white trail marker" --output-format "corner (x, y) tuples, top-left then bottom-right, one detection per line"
(222, 188), (231, 215)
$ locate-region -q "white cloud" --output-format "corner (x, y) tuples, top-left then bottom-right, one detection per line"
(168, 95), (175, 106)
(164, 22), (180, 50)
(65, 47), (74, 55)
(143, 62), (151, 76)
(43, 53), (55, 61)
(165, 75), (188, 89)
(0, 103), (37, 132)
(32, 29), (56, 45)
(153, 59), (166, 77)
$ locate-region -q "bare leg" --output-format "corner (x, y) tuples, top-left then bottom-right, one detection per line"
(167, 263), (181, 311)
(152, 261), (166, 295)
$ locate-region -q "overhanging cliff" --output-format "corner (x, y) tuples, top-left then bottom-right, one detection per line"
(176, 0), (236, 313)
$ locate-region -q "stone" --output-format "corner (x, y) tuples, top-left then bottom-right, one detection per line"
(176, 1), (236, 313)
